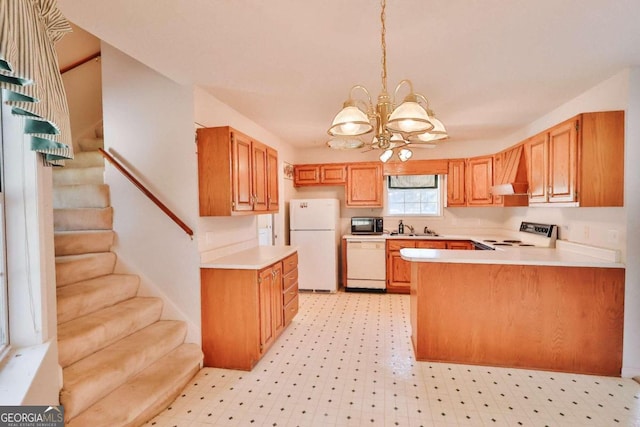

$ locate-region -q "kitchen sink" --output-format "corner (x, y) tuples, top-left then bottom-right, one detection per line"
(390, 232), (440, 237)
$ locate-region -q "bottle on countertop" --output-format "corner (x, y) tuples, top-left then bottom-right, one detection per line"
(398, 220), (404, 234)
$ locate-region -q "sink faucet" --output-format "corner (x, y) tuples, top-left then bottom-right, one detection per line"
(423, 226), (430, 234)
(406, 225), (414, 234)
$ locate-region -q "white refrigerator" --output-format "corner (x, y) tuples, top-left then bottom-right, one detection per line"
(289, 198), (340, 292)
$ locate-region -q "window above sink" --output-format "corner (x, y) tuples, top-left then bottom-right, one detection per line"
(386, 174), (443, 217)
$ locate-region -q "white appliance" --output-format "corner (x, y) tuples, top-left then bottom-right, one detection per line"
(481, 222), (558, 248)
(346, 238), (386, 290)
(289, 199), (340, 292)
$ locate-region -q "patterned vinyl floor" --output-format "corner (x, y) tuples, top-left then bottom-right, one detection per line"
(147, 291), (640, 426)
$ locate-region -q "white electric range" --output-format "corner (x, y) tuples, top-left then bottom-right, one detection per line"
(480, 222), (558, 249)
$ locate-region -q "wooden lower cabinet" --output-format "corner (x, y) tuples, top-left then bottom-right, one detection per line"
(386, 240), (416, 294)
(445, 241), (474, 250)
(201, 252), (298, 370)
(386, 240), (452, 294)
(282, 252), (299, 327)
(410, 262), (625, 375)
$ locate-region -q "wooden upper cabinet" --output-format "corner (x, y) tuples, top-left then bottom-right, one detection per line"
(294, 163), (347, 186)
(267, 148), (279, 211)
(231, 131), (254, 212)
(579, 111), (624, 206)
(492, 151), (504, 205)
(294, 164), (320, 186)
(320, 164), (347, 185)
(447, 159), (466, 206)
(526, 132), (549, 204)
(251, 140), (269, 212)
(525, 111), (623, 207)
(466, 156), (494, 206)
(197, 126), (279, 216)
(346, 162), (383, 207)
(548, 119), (578, 203)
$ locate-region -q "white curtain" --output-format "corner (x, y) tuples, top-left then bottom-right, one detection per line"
(0, 0), (73, 166)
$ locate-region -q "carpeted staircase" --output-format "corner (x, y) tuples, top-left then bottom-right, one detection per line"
(53, 134), (202, 427)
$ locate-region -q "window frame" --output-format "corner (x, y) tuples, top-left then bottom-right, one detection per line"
(0, 99), (8, 356)
(384, 174), (445, 217)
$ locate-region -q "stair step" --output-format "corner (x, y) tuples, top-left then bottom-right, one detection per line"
(56, 252), (116, 287)
(78, 137), (104, 152)
(66, 343), (202, 427)
(53, 166), (104, 186)
(54, 207), (113, 231)
(61, 321), (187, 420)
(54, 230), (115, 256)
(58, 297), (163, 368)
(53, 184), (110, 209)
(64, 151), (104, 169)
(57, 274), (139, 324)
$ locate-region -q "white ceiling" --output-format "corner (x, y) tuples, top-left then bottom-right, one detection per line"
(57, 0), (640, 149)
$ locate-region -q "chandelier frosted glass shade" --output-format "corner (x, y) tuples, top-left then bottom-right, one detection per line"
(398, 148), (413, 162)
(379, 146), (413, 163)
(410, 112), (448, 142)
(410, 132), (446, 142)
(386, 99), (433, 134)
(326, 137), (365, 149)
(379, 149), (394, 162)
(328, 105), (373, 137)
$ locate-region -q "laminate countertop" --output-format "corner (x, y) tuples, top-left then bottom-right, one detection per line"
(201, 245), (297, 270)
(400, 240), (624, 269)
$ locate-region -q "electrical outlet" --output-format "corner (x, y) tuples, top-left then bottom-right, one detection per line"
(608, 229), (619, 243)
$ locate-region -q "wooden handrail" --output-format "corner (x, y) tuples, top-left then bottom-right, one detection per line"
(60, 51), (101, 74)
(98, 148), (194, 238)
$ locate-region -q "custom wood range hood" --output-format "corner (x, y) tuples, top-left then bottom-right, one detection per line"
(491, 144), (529, 196)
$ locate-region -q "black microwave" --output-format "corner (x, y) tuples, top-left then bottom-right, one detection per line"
(351, 217), (384, 235)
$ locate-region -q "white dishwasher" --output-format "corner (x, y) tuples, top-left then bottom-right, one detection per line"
(346, 239), (386, 290)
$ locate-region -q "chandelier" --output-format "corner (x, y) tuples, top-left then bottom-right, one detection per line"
(326, 0), (447, 162)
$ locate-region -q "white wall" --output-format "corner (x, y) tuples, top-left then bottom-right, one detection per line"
(101, 43), (202, 343)
(193, 88), (297, 258)
(622, 68), (640, 378)
(62, 59), (103, 149)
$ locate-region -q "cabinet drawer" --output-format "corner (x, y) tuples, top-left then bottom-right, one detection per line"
(387, 240), (416, 251)
(284, 295), (298, 326)
(446, 241), (473, 250)
(283, 268), (298, 290)
(416, 240), (447, 249)
(283, 252), (298, 275)
(283, 281), (298, 306)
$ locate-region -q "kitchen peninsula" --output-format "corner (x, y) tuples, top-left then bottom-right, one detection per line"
(401, 243), (625, 376)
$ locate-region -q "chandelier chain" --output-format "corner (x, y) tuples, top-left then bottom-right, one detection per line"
(380, 0), (387, 93)
(327, 0), (447, 156)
